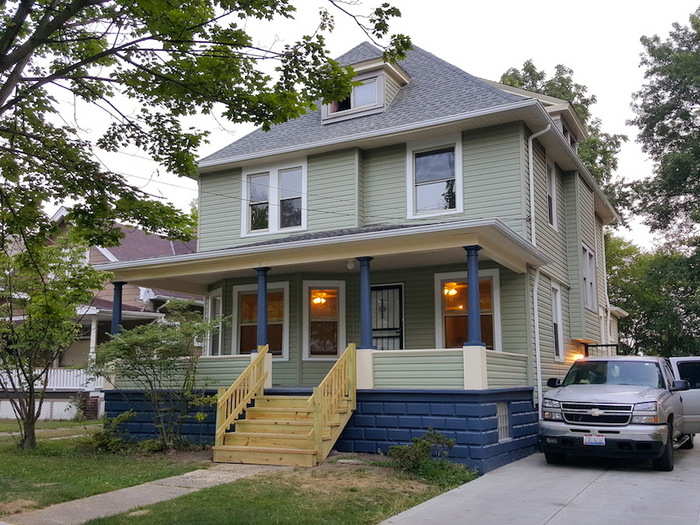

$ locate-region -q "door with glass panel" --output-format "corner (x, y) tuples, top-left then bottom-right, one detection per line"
(371, 284), (404, 350)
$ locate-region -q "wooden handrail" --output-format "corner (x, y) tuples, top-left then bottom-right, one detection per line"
(309, 344), (356, 460)
(214, 345), (269, 446)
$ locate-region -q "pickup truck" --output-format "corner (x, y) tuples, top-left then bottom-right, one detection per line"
(539, 356), (696, 471)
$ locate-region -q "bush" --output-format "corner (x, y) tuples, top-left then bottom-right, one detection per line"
(388, 429), (476, 487)
(81, 411), (133, 454)
(138, 438), (166, 454)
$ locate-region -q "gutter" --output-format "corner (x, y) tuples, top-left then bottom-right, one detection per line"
(528, 124), (552, 247)
(533, 268), (544, 412)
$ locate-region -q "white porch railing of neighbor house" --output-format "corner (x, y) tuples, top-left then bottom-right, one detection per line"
(0, 368), (104, 391)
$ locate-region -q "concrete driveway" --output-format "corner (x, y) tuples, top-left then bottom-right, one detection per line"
(384, 448), (700, 525)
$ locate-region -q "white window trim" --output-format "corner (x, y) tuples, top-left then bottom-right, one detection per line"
(302, 280), (346, 361)
(321, 72), (385, 122)
(406, 134), (464, 219)
(546, 161), (558, 230)
(240, 159), (308, 238)
(582, 244), (597, 312)
(433, 269), (502, 351)
(551, 282), (564, 361)
(231, 282), (290, 361)
(204, 289), (223, 356)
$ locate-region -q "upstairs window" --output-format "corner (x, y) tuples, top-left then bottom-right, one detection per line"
(242, 162), (306, 236)
(551, 283), (564, 360)
(582, 245), (597, 310)
(406, 136), (463, 218)
(546, 163), (558, 228)
(329, 78), (378, 114)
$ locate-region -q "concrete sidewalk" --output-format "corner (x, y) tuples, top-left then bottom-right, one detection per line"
(383, 449), (700, 525)
(3, 463), (285, 525)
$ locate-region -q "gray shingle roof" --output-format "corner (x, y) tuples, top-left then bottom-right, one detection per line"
(201, 43), (526, 165)
(335, 41), (384, 66)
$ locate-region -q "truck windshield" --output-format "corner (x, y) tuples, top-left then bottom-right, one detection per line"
(562, 361), (664, 388)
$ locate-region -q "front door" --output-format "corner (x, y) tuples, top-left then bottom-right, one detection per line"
(371, 284), (403, 350)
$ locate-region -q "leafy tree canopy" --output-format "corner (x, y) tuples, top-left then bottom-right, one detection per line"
(630, 8), (700, 247)
(500, 60), (628, 214)
(0, 0), (411, 250)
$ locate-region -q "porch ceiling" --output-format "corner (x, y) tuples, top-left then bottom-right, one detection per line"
(95, 219), (548, 295)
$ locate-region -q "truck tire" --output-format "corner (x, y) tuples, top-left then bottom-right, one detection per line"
(680, 434), (694, 450)
(653, 423), (674, 471)
(544, 451), (565, 465)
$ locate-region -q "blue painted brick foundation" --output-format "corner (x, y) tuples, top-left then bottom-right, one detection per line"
(336, 388), (538, 473)
(105, 387), (538, 473)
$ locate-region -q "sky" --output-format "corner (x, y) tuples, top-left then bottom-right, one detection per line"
(64, 0), (699, 248)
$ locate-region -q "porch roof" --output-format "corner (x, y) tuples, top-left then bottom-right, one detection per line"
(95, 219), (548, 295)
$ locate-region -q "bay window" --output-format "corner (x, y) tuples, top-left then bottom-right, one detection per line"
(303, 280), (346, 360)
(242, 161), (306, 235)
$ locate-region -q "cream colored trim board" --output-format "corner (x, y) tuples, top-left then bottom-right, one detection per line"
(463, 346), (488, 389)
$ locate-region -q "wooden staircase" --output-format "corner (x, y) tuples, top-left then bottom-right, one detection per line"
(212, 344), (357, 467)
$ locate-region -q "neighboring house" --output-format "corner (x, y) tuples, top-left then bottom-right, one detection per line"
(98, 43), (625, 471)
(0, 211), (200, 420)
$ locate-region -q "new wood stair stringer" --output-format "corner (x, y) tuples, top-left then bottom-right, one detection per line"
(213, 344), (357, 467)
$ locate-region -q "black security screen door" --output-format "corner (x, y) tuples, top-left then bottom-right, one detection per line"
(371, 284), (403, 350)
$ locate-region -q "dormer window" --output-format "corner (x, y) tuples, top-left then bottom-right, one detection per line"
(322, 73), (384, 122)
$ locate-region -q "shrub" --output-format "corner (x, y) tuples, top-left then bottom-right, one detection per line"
(81, 411), (133, 454)
(388, 429), (476, 487)
(138, 438), (166, 454)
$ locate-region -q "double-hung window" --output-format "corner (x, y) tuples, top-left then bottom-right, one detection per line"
(232, 283), (289, 358)
(407, 136), (463, 218)
(551, 283), (564, 360)
(206, 290), (224, 355)
(303, 280), (346, 360)
(582, 245), (597, 310)
(329, 78), (378, 114)
(243, 162), (306, 235)
(546, 163), (558, 228)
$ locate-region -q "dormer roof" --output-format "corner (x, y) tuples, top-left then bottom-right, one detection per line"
(200, 43), (525, 166)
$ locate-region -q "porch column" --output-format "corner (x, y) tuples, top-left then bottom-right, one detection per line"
(255, 267), (270, 348)
(89, 316), (98, 362)
(464, 245), (483, 346)
(110, 281), (126, 335)
(357, 257), (374, 349)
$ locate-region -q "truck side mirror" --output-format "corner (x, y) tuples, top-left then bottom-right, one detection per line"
(671, 379), (690, 392)
(547, 377), (561, 388)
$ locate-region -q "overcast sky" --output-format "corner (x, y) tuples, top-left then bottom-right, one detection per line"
(72, 0), (699, 248)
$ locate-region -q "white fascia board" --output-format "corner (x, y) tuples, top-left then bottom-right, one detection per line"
(95, 246), (118, 262)
(94, 218), (547, 272)
(197, 99), (539, 171)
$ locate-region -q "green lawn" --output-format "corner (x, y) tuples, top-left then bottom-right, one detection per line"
(89, 458), (472, 525)
(0, 419), (101, 433)
(0, 438), (207, 517)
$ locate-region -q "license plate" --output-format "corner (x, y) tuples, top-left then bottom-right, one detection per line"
(583, 435), (606, 446)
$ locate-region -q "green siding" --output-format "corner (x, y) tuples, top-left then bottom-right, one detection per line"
(563, 175), (584, 339)
(578, 177), (600, 341)
(307, 149), (359, 230)
(198, 169), (241, 251)
(500, 270), (528, 355)
(385, 76), (401, 105)
(373, 350), (464, 389)
(361, 143), (405, 225)
(195, 357), (250, 389)
(486, 351), (528, 388)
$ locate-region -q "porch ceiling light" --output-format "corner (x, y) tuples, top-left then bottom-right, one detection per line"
(312, 294), (327, 305)
(443, 285), (458, 296)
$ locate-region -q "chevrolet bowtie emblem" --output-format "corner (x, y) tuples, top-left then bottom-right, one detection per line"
(591, 408), (604, 417)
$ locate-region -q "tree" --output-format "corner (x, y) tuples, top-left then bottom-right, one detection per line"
(95, 300), (215, 450)
(605, 235), (700, 356)
(0, 240), (106, 449)
(0, 0), (411, 252)
(630, 8), (700, 248)
(500, 60), (628, 213)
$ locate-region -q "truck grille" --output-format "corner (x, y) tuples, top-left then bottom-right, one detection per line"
(561, 402), (632, 426)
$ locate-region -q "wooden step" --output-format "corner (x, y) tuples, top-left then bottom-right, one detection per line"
(235, 419), (313, 435)
(223, 431), (316, 449)
(213, 445), (317, 467)
(246, 406), (313, 420)
(256, 396), (310, 409)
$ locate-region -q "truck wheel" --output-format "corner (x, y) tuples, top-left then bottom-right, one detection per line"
(680, 434), (694, 450)
(653, 423), (674, 472)
(544, 451), (565, 465)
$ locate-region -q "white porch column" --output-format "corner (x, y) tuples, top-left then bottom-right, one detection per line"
(88, 316), (98, 363)
(463, 346), (488, 389)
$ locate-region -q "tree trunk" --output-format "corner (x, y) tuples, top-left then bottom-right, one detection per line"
(21, 417), (36, 449)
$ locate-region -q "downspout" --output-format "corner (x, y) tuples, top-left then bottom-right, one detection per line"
(528, 124), (551, 247)
(527, 124), (550, 411)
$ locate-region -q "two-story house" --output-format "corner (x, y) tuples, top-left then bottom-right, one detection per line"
(98, 43), (621, 472)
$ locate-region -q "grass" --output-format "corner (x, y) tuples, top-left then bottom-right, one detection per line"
(0, 438), (207, 517)
(89, 455), (475, 525)
(0, 419), (101, 433)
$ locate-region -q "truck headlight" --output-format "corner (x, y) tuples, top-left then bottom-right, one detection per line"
(542, 398), (561, 409)
(543, 411), (563, 421)
(631, 401), (661, 424)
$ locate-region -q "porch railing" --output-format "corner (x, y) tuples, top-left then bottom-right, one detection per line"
(214, 345), (269, 447)
(0, 368), (104, 391)
(309, 343), (356, 460)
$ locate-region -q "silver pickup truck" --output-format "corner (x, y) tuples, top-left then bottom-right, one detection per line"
(539, 356), (698, 471)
